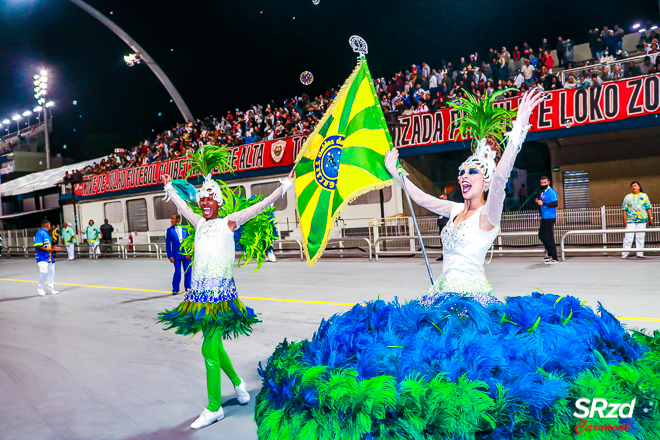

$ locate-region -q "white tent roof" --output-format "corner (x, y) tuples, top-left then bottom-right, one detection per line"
(0, 157), (106, 197)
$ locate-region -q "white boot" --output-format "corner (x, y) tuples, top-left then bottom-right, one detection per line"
(234, 379), (250, 405)
(49, 290), (60, 295)
(37, 288), (47, 296)
(190, 407), (224, 429)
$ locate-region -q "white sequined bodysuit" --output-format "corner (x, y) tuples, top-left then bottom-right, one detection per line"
(188, 217), (238, 303)
(164, 178), (292, 304)
(385, 120), (532, 306)
(421, 204), (500, 306)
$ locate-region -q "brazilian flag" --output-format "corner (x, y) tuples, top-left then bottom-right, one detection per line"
(295, 57), (394, 266)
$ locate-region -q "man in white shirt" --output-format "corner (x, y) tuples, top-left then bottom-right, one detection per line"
(521, 59), (535, 87)
(514, 70), (525, 89)
(422, 62), (430, 78)
(429, 73), (438, 91)
(476, 70), (487, 89)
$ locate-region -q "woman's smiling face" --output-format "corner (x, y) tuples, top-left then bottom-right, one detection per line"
(199, 193), (220, 220)
(458, 165), (487, 199)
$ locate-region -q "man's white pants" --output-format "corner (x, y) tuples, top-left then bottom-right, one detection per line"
(37, 261), (55, 293)
(88, 240), (100, 257)
(622, 222), (647, 257)
(66, 243), (75, 260)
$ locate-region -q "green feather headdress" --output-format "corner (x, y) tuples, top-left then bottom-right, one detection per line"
(450, 88), (518, 150)
(183, 144), (234, 178)
(450, 89), (518, 184)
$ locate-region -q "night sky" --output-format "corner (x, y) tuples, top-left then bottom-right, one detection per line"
(0, 0), (657, 162)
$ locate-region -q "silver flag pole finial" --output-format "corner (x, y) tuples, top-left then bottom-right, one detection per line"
(349, 35), (368, 58)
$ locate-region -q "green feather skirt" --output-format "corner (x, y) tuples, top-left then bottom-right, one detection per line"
(158, 298), (260, 339)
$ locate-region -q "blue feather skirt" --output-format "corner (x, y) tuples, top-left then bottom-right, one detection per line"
(255, 293), (660, 439)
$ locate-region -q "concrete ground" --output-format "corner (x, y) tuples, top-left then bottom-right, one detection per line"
(0, 255), (659, 440)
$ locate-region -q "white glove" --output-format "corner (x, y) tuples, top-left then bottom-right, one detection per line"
(279, 177), (294, 197)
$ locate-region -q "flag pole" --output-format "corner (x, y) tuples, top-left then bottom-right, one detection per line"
(397, 167), (435, 286)
(349, 35), (434, 285)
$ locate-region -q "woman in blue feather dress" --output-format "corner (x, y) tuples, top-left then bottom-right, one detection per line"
(254, 90), (660, 440)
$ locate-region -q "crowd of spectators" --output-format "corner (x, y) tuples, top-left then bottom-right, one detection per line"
(74, 26), (659, 177)
(69, 94), (340, 176)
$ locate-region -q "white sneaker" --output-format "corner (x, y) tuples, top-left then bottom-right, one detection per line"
(190, 407), (224, 429)
(621, 255), (629, 259)
(49, 290), (60, 295)
(544, 259), (559, 265)
(37, 288), (47, 296)
(234, 379), (250, 405)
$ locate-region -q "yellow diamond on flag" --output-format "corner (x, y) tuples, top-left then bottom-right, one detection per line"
(295, 57), (394, 266)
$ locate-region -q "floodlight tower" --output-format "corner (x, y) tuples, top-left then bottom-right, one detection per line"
(34, 69), (53, 169)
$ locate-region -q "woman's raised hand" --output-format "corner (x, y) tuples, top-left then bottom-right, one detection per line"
(384, 148), (400, 170)
(516, 87), (548, 127)
(162, 174), (171, 185)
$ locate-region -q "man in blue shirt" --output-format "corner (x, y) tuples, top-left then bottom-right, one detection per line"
(535, 176), (559, 264)
(166, 213), (191, 295)
(34, 218), (61, 295)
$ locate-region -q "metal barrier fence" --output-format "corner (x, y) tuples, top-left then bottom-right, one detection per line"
(561, 228), (660, 260)
(272, 239), (305, 260)
(2, 205), (658, 261)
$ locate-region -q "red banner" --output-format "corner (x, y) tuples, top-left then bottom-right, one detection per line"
(74, 135), (308, 197)
(75, 75), (659, 198)
(392, 74), (660, 148)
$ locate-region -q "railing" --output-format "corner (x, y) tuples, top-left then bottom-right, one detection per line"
(324, 237), (373, 261)
(560, 228), (660, 260)
(559, 53), (656, 84)
(374, 235), (440, 261)
(126, 243), (162, 259)
(2, 245), (27, 258)
(2, 205), (658, 262)
(94, 243), (127, 259)
(374, 231), (547, 261)
(272, 239), (305, 260)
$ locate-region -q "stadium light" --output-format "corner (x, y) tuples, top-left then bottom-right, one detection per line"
(638, 28), (647, 33)
(652, 25), (659, 30)
(2, 119), (9, 125)
(12, 114), (22, 133)
(45, 101), (55, 107)
(632, 23), (641, 29)
(33, 106), (42, 112)
(23, 110), (32, 126)
(34, 68), (53, 169)
(124, 53), (141, 66)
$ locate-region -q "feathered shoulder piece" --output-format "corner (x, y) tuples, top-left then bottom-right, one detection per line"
(450, 89), (517, 151)
(174, 145), (276, 272)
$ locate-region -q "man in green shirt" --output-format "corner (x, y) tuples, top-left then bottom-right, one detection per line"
(622, 181), (654, 258)
(62, 222), (77, 260)
(79, 220), (101, 259)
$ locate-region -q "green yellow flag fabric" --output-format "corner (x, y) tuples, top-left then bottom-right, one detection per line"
(295, 57), (394, 266)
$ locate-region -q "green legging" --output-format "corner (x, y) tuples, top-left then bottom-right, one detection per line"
(202, 329), (241, 411)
